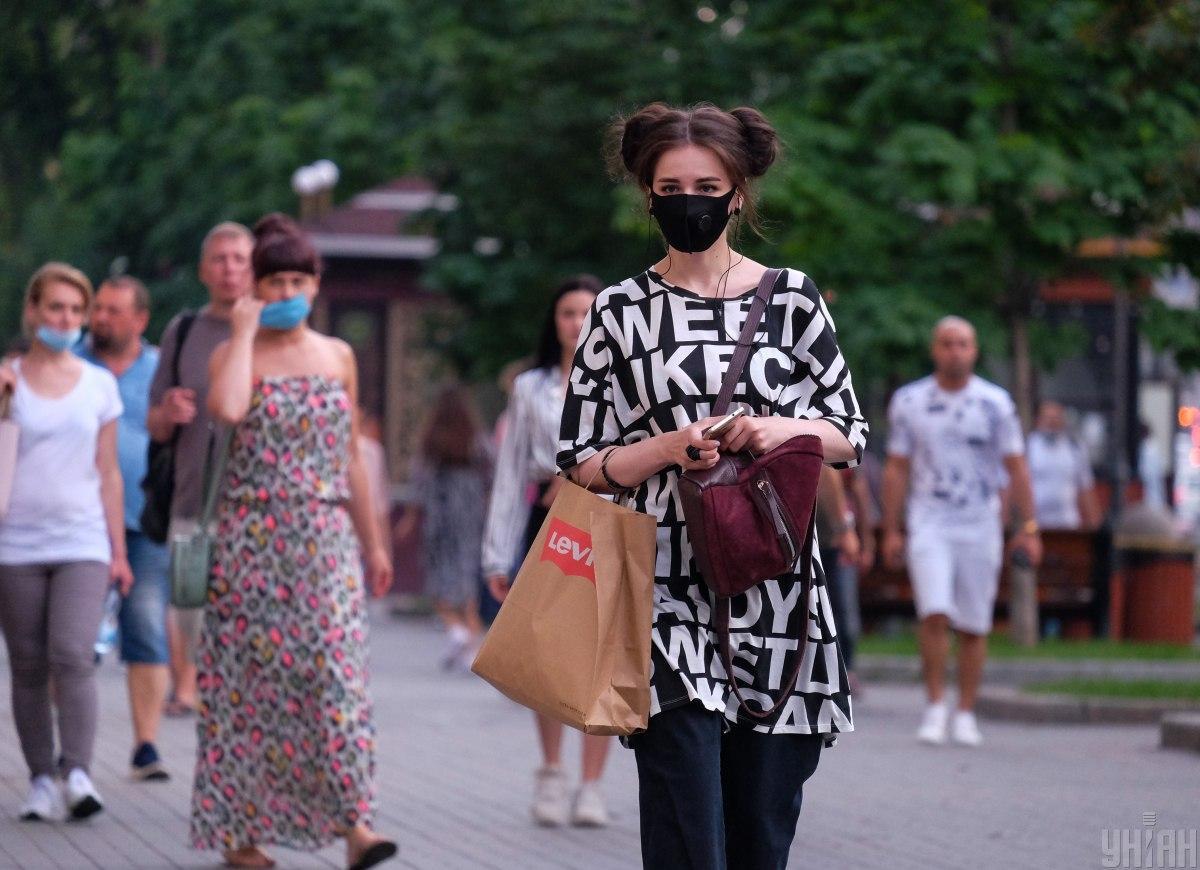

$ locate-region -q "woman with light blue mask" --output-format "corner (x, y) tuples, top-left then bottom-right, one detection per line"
(190, 213), (398, 870)
(0, 262), (133, 823)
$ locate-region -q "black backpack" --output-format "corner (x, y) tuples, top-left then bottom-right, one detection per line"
(138, 311), (197, 543)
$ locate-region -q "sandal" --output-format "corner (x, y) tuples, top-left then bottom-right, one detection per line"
(348, 840), (398, 870)
(222, 846), (275, 868)
(164, 696), (196, 718)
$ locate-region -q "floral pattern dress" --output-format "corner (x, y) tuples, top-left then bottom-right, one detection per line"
(190, 375), (376, 852)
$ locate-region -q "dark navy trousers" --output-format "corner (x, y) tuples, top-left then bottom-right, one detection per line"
(630, 701), (824, 870)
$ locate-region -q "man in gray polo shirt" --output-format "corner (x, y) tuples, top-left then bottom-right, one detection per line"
(146, 221), (253, 716)
(882, 316), (1042, 747)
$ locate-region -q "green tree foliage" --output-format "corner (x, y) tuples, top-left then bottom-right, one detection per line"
(2, 0), (1199, 405)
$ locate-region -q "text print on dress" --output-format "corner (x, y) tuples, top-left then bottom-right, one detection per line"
(540, 518), (597, 583)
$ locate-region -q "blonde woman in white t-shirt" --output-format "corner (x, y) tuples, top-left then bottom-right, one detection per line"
(0, 263), (133, 822)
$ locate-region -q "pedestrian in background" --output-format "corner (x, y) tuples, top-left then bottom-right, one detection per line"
(483, 274), (614, 828)
(396, 384), (490, 670)
(0, 263), (133, 821)
(560, 103), (867, 869)
(78, 275), (173, 781)
(146, 221), (254, 718)
(815, 465), (862, 682)
(191, 213), (396, 870)
(882, 316), (1042, 747)
(1027, 399), (1100, 530)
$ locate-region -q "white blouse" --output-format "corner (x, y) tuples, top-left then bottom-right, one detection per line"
(481, 366), (566, 577)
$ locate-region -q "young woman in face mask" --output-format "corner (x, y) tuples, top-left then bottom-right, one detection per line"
(557, 103), (869, 869)
(193, 214), (397, 870)
(0, 263), (133, 822)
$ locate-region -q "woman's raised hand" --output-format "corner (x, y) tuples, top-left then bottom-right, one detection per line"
(229, 296), (264, 339)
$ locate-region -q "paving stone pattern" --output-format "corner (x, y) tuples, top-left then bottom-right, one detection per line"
(0, 608), (1196, 869)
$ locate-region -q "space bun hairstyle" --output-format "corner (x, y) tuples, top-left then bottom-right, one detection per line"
(606, 102), (780, 230)
(251, 212), (322, 281)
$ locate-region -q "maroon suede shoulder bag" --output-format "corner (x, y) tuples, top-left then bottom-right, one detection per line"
(678, 268), (824, 720)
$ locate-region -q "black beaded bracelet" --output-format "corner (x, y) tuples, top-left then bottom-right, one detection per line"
(600, 446), (635, 494)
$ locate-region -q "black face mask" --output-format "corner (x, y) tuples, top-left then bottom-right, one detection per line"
(650, 189), (737, 253)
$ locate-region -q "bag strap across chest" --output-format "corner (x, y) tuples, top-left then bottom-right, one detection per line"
(713, 268), (782, 416)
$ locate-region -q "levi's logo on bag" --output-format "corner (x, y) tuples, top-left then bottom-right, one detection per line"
(541, 518), (596, 583)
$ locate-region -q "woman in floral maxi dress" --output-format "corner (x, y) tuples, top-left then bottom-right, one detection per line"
(191, 213), (397, 870)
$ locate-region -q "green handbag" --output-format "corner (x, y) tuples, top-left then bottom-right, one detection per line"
(169, 428), (232, 609)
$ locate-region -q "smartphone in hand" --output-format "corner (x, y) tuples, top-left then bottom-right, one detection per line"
(702, 407), (746, 440)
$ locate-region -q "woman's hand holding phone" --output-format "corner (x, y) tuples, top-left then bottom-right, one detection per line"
(717, 414), (794, 455)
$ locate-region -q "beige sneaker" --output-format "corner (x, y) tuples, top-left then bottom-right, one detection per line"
(571, 782), (609, 828)
(531, 766), (569, 827)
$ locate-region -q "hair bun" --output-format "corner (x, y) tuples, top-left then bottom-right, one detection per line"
(729, 107), (780, 178)
(618, 102), (677, 176)
(252, 212), (301, 242)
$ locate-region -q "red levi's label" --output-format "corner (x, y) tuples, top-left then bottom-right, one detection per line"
(540, 518), (597, 584)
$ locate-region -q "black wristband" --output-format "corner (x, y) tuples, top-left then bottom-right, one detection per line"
(600, 446), (634, 494)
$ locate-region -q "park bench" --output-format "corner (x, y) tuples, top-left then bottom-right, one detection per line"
(857, 528), (1106, 637)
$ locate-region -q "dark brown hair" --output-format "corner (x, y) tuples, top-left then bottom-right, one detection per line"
(99, 274), (151, 313)
(251, 212), (322, 281)
(420, 384), (485, 467)
(533, 274), (603, 371)
(606, 102), (781, 229)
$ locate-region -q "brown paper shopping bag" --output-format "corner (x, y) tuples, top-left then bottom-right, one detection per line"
(472, 479), (657, 736)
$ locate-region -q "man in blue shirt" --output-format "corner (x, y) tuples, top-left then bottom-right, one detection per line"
(79, 275), (171, 781)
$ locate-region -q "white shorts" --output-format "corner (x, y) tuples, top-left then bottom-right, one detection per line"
(906, 518), (1003, 635)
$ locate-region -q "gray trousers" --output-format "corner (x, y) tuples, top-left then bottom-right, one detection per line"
(0, 561), (109, 777)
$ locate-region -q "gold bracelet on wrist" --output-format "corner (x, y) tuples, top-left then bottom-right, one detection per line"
(1021, 519), (1040, 535)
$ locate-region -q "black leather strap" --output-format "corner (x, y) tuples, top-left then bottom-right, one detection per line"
(715, 507), (817, 721)
(713, 268), (781, 416)
(167, 310), (197, 449)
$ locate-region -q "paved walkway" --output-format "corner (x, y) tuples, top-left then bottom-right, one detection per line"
(0, 607), (1197, 869)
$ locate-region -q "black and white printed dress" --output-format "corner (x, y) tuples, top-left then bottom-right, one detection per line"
(557, 268), (868, 738)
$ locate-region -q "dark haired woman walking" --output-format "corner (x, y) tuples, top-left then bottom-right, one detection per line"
(395, 384), (491, 670)
(558, 103), (868, 869)
(482, 275), (615, 828)
(190, 213), (397, 870)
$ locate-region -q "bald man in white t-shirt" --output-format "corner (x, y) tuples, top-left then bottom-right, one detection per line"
(881, 317), (1042, 747)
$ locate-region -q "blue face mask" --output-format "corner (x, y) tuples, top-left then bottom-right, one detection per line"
(259, 295), (312, 330)
(35, 325), (82, 352)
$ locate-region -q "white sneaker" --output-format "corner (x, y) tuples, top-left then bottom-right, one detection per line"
(64, 768), (103, 820)
(917, 701), (949, 745)
(531, 766), (570, 827)
(950, 710), (984, 747)
(19, 775), (64, 822)
(441, 625), (471, 671)
(571, 782), (610, 828)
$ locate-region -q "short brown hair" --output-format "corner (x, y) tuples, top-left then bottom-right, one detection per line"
(607, 102), (781, 229)
(25, 262), (93, 311)
(99, 275), (151, 313)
